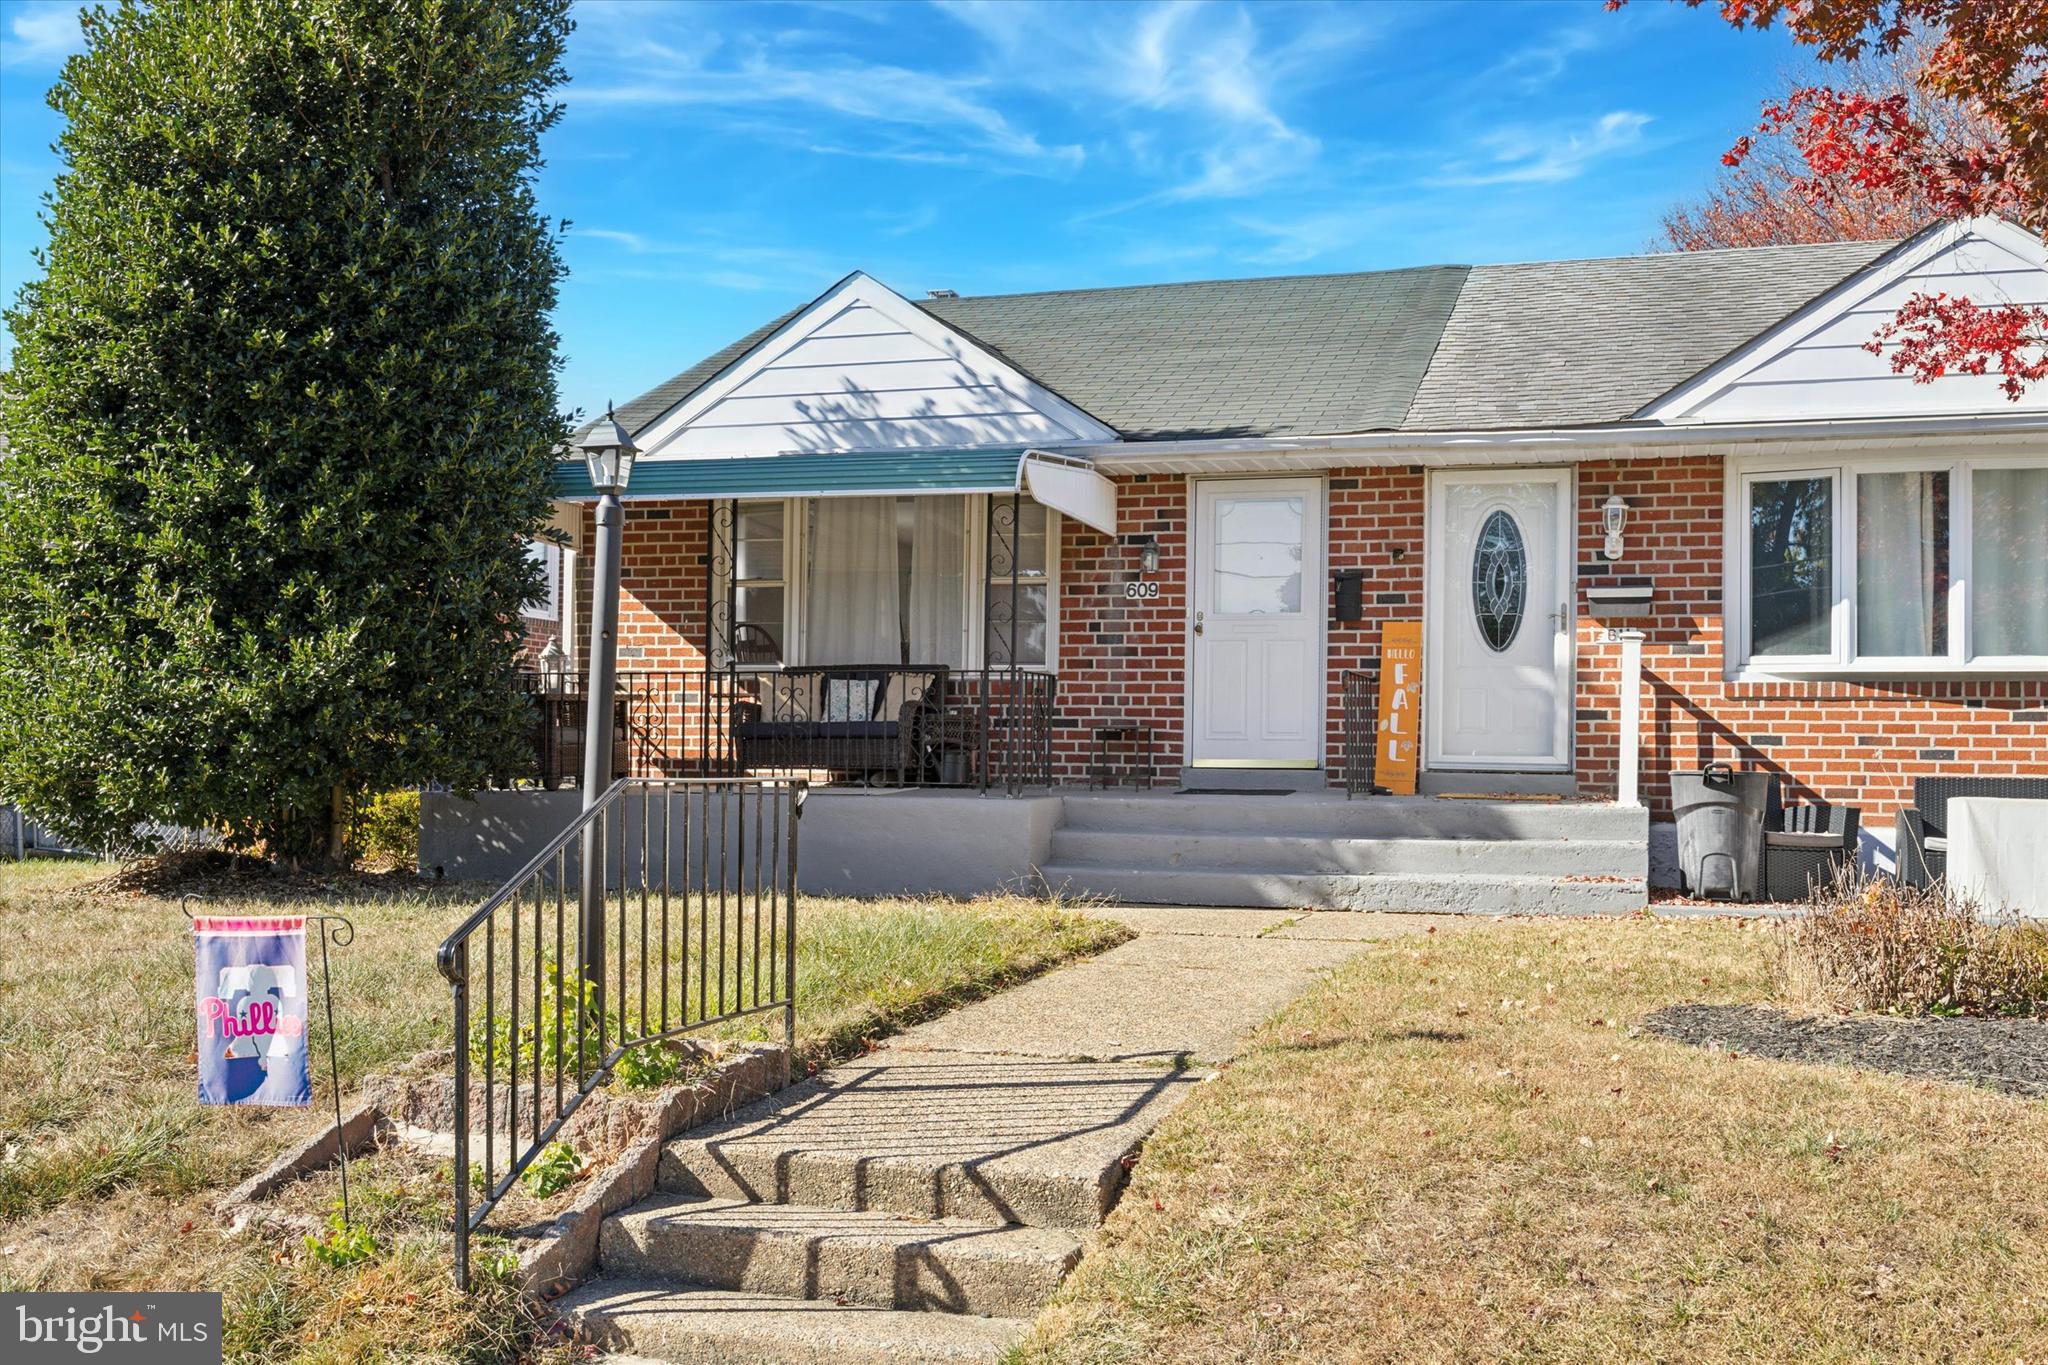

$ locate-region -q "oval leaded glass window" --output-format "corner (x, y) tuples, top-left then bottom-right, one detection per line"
(1471, 510), (1526, 652)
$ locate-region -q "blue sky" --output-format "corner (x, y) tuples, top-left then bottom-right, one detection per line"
(1, 0), (1809, 425)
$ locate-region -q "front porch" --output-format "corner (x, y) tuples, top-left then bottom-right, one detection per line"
(423, 784), (1650, 914)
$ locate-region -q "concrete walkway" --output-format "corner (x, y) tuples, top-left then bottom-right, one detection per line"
(560, 908), (1424, 1363)
(883, 906), (1436, 1065)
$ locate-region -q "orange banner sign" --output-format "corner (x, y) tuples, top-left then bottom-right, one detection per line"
(1375, 621), (1423, 795)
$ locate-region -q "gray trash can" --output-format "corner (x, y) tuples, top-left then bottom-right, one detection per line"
(1672, 763), (1773, 901)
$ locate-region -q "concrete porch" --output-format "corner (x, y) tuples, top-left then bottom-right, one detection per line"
(423, 786), (1649, 915)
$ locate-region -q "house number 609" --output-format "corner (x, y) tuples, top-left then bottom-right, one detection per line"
(1123, 581), (1161, 600)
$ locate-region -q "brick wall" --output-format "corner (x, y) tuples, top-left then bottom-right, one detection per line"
(1573, 455), (2048, 828)
(568, 499), (717, 774)
(1051, 475), (1190, 782)
(573, 467), (2047, 821)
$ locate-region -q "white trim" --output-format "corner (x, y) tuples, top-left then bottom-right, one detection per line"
(1639, 217), (2048, 424)
(1725, 449), (2048, 680)
(1021, 453), (1117, 535)
(631, 272), (1117, 457)
(1423, 467), (1575, 772)
(1063, 412), (2048, 474)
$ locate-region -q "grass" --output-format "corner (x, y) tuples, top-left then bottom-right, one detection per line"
(0, 856), (1126, 1360)
(1019, 915), (2048, 1364)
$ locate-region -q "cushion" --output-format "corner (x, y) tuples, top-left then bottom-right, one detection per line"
(1765, 830), (1848, 851)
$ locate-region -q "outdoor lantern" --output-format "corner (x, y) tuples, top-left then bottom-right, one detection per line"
(1601, 494), (1630, 561)
(576, 402), (639, 495)
(1136, 535), (1161, 575)
(537, 637), (566, 694)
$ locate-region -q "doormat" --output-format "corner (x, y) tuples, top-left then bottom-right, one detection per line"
(1176, 788), (1296, 796)
(1435, 792), (1565, 802)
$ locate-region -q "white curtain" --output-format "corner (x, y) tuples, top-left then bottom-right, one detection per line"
(1973, 466), (2048, 657)
(906, 498), (966, 666)
(805, 497), (901, 663)
(1857, 471), (1941, 656)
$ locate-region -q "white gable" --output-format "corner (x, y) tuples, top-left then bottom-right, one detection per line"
(1642, 218), (2048, 424)
(633, 273), (1116, 459)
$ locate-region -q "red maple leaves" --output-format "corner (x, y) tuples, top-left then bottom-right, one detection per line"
(1621, 0), (2048, 398)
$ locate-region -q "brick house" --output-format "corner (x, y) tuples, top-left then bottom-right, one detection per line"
(524, 217), (2047, 902)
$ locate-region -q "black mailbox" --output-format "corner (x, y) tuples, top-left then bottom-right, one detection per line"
(1332, 568), (1366, 623)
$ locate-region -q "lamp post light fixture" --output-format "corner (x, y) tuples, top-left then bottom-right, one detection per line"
(572, 404), (638, 1008)
(1601, 494), (1630, 562)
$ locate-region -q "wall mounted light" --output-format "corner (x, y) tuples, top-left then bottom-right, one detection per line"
(1601, 495), (1630, 561)
(1134, 535), (1161, 575)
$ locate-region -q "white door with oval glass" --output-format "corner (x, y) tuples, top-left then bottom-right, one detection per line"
(1188, 477), (1324, 768)
(1425, 470), (1573, 770)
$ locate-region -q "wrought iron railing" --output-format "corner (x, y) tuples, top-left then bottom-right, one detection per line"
(517, 670), (693, 788)
(1342, 669), (1379, 799)
(435, 776), (804, 1288)
(701, 665), (1055, 794)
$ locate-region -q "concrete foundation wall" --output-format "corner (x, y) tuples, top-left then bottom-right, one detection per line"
(421, 789), (1057, 899)
(797, 791), (1059, 899)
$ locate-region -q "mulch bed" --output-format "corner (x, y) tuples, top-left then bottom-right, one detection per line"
(70, 849), (436, 902)
(1642, 1003), (2047, 1099)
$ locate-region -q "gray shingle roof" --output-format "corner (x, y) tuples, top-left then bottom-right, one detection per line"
(602, 238), (1903, 444)
(920, 266), (1469, 439)
(1403, 239), (1898, 430)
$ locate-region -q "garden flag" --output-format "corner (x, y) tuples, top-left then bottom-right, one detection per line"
(193, 916), (311, 1107)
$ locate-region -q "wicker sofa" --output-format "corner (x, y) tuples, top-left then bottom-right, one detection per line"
(1893, 776), (2048, 888)
(731, 665), (948, 782)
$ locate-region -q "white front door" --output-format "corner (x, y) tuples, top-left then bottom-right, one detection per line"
(1425, 469), (1573, 770)
(1188, 477), (1323, 768)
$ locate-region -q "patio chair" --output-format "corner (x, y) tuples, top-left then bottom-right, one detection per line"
(1762, 795), (1860, 902)
(1894, 776), (2048, 888)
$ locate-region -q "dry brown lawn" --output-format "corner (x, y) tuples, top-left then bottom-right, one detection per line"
(1021, 914), (2047, 1364)
(0, 857), (1124, 1361)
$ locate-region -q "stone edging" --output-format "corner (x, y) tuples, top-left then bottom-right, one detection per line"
(208, 1043), (791, 1297)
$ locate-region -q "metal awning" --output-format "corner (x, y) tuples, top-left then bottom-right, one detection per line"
(550, 447), (1118, 534)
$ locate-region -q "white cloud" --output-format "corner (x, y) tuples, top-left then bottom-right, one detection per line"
(1434, 110), (1652, 187)
(567, 6), (1084, 177)
(1, 2), (87, 67)
(1479, 23), (1606, 94)
(940, 0), (1384, 209)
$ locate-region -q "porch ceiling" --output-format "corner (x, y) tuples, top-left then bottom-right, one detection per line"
(550, 447), (1119, 534)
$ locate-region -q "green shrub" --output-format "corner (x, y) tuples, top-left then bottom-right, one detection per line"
(352, 790), (420, 870)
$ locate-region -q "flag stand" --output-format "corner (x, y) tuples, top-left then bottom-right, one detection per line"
(308, 913), (356, 1228)
(185, 900), (357, 1227)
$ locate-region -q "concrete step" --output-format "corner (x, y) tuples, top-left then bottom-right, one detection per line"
(1046, 829), (1645, 879)
(557, 1278), (1027, 1364)
(600, 1194), (1082, 1317)
(1035, 866), (1649, 915)
(1058, 792), (1648, 842)
(657, 1056), (1202, 1229)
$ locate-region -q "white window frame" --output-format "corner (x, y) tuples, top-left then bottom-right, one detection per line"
(1725, 451), (2048, 679)
(523, 538), (561, 622)
(713, 494), (1059, 672)
(728, 498), (796, 670)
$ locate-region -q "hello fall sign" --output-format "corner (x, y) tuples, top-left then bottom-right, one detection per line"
(1374, 621), (1422, 795)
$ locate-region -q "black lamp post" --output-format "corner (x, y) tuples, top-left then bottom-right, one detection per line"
(572, 405), (637, 1012)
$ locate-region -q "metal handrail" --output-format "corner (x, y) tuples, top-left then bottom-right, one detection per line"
(436, 776), (804, 1288)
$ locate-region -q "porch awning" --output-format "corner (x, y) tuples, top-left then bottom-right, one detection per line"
(549, 447), (1118, 534)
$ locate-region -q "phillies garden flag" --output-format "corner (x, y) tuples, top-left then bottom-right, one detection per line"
(194, 916), (311, 1107)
